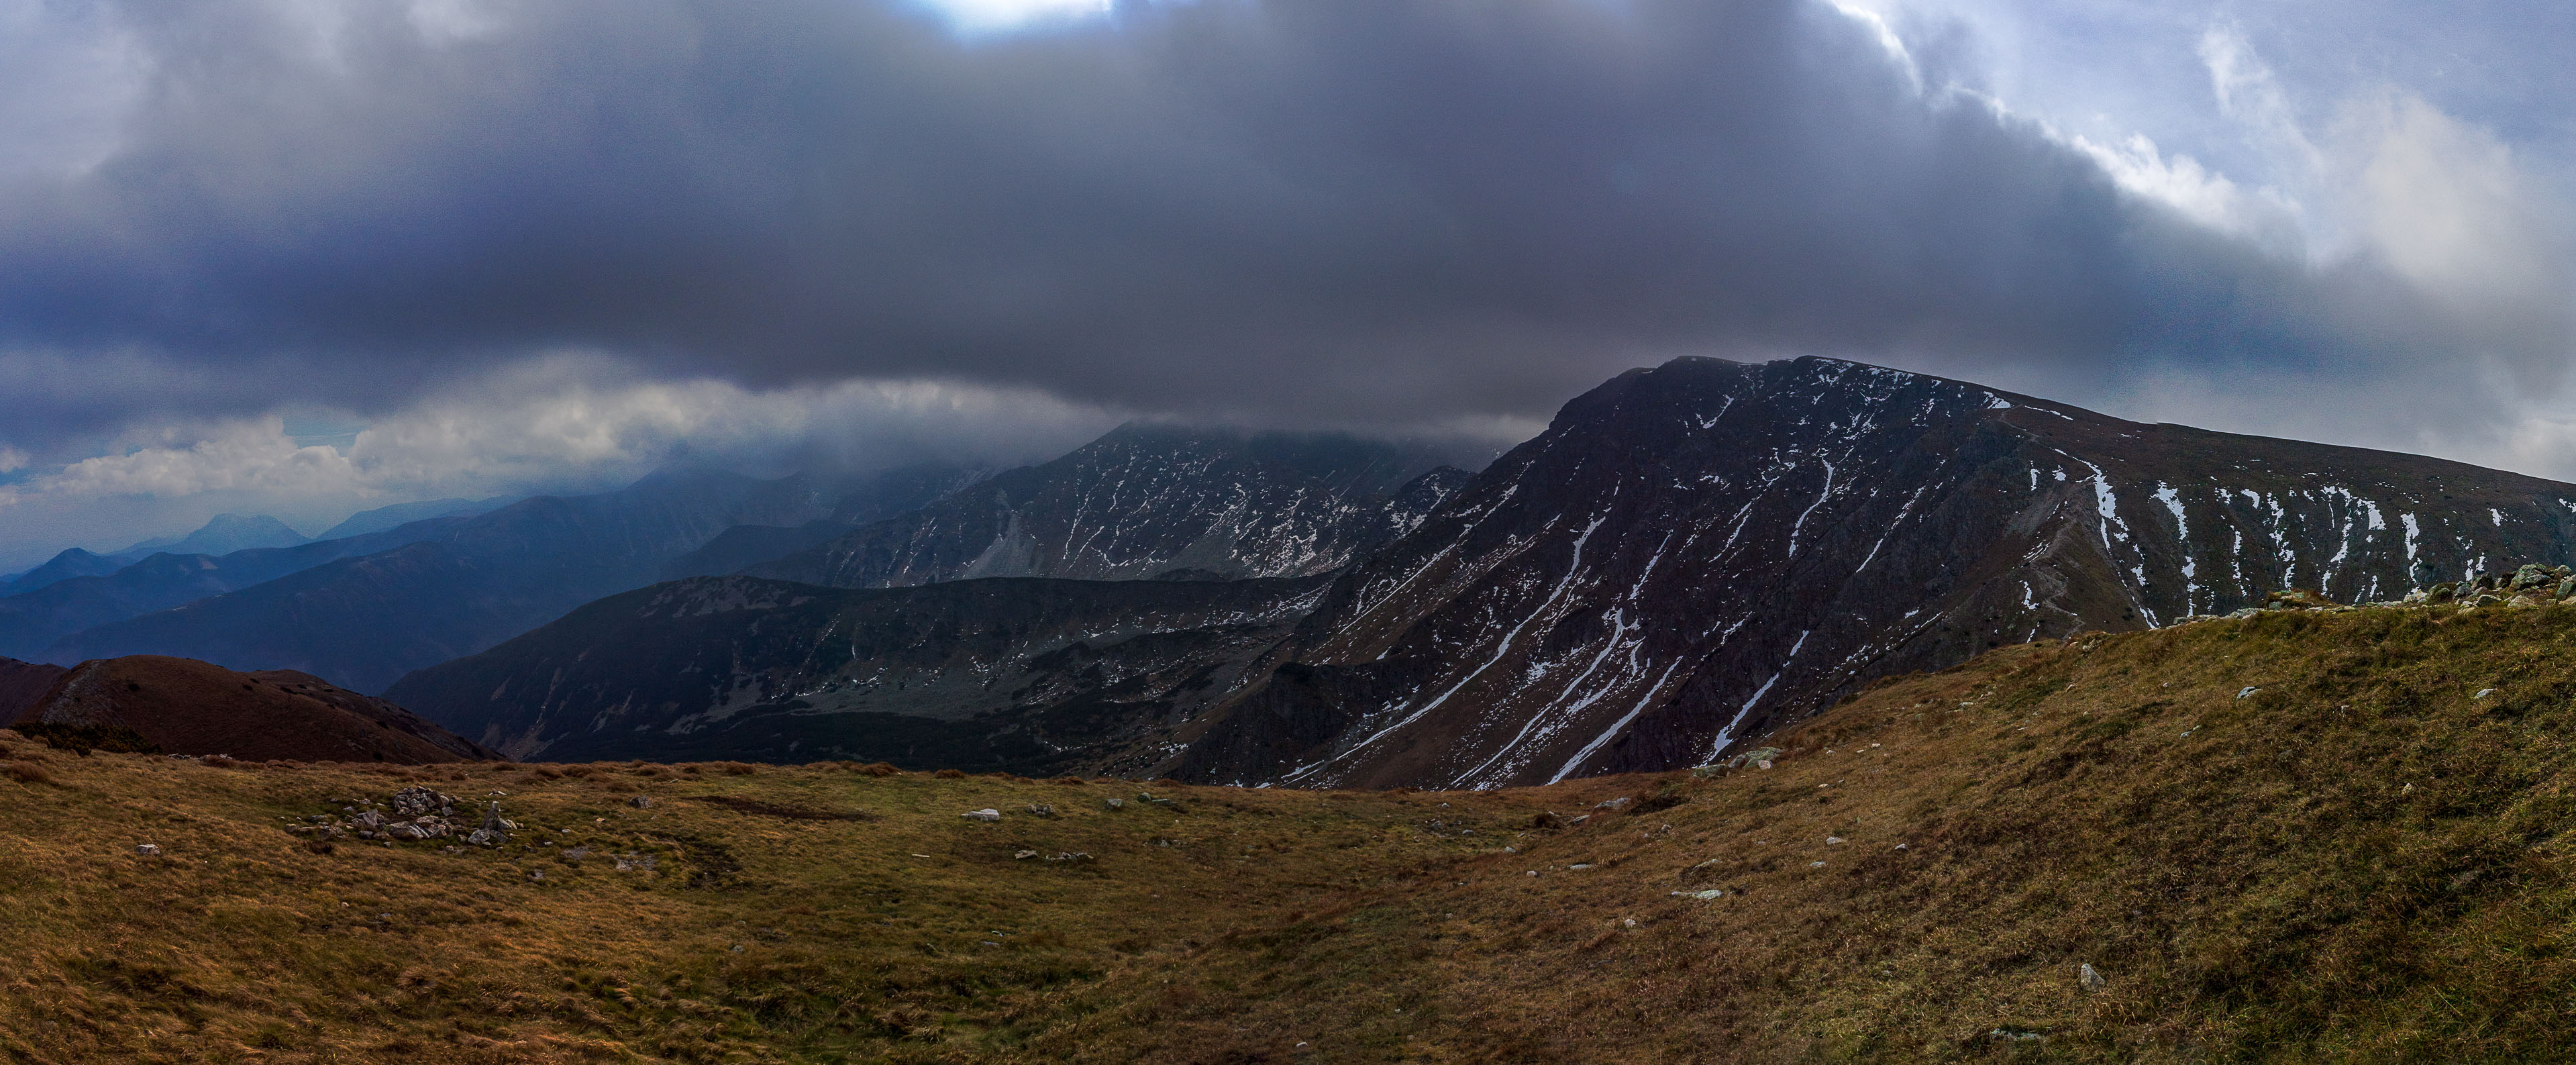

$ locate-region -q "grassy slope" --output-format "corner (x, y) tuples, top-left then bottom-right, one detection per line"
(6, 602), (2576, 1062)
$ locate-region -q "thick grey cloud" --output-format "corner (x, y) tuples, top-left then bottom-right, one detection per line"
(0, 0), (2563, 457)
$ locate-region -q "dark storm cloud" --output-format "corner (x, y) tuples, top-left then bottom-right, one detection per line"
(0, 0), (2553, 444)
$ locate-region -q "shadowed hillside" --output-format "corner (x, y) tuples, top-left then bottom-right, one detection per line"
(11, 656), (497, 763)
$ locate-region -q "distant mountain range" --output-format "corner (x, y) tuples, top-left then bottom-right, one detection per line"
(105, 513), (313, 563)
(0, 516), (488, 660)
(393, 356), (2576, 786)
(18, 429), (1445, 696)
(0, 501), (516, 599)
(32, 468), (898, 692)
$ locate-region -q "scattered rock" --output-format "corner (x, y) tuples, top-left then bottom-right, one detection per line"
(1809, 860), (1826, 868)
(628, 795), (653, 809)
(2476, 689), (2497, 699)
(560, 846), (590, 864)
(528, 869), (546, 882)
(133, 843), (161, 856)
(1043, 852), (1094, 863)
(2078, 962), (2108, 991)
(1024, 803), (1056, 817)
(1014, 849), (1039, 860)
(1103, 797), (1125, 810)
(1669, 889), (1724, 900)
(612, 853), (659, 874)
(1594, 797), (1633, 811)
(962, 809), (1002, 823)
(1566, 814), (1591, 827)
(2237, 687), (2259, 699)
(1825, 836), (1846, 846)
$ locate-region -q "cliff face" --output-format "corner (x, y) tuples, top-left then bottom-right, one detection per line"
(1175, 356), (2576, 789)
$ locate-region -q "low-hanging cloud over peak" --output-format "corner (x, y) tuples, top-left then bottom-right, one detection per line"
(0, 0), (2567, 556)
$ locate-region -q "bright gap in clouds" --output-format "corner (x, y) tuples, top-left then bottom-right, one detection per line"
(913, 0), (1114, 33)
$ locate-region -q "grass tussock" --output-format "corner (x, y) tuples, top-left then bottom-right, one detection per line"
(8, 602), (2576, 1060)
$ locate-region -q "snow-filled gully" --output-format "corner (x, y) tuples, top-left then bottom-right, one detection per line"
(1280, 513), (1610, 786)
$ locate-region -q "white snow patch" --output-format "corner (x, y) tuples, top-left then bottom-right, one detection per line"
(1785, 459), (1837, 560)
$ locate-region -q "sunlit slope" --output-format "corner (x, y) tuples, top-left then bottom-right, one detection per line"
(7, 600), (2576, 1060)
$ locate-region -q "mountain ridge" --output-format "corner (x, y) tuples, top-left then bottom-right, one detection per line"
(385, 572), (1333, 770)
(1162, 355), (2576, 787)
(745, 423), (1467, 588)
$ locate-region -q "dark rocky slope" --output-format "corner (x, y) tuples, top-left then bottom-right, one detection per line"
(385, 574), (1330, 772)
(746, 423), (1467, 588)
(1174, 356), (2576, 789)
(11, 655), (497, 762)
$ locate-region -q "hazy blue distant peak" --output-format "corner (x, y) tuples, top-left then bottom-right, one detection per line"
(317, 497), (518, 542)
(107, 513), (312, 564)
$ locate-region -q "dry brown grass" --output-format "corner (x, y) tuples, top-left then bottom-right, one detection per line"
(8, 603), (2576, 1060)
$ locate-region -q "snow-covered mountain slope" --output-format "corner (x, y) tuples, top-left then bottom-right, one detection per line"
(744, 423), (1467, 588)
(1175, 356), (2576, 789)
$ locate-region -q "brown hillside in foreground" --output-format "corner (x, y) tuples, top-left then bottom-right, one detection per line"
(2, 602), (2575, 1060)
(12, 655), (498, 762)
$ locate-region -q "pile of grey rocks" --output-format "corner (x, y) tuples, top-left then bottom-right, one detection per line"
(293, 785), (519, 847)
